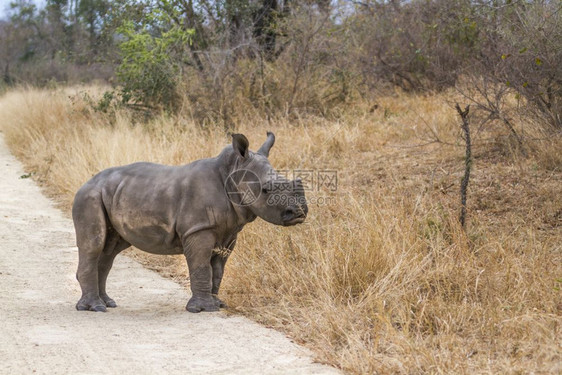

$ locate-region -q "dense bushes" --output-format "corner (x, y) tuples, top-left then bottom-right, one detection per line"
(1, 1), (560, 131)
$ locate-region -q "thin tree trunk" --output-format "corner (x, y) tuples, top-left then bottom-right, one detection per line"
(456, 103), (471, 229)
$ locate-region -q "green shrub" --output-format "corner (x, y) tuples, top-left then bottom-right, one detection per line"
(116, 18), (193, 111)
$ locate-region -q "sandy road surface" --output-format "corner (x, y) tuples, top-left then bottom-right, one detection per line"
(0, 134), (339, 374)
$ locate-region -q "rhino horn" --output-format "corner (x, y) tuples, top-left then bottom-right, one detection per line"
(257, 131), (275, 157)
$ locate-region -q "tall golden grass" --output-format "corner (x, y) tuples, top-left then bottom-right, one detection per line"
(0, 87), (560, 374)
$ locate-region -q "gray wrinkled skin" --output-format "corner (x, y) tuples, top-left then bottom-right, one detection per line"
(73, 132), (307, 313)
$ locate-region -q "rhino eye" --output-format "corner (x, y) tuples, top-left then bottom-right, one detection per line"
(262, 182), (273, 194)
(262, 181), (273, 194)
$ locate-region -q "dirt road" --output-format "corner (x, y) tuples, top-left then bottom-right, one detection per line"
(0, 134), (338, 374)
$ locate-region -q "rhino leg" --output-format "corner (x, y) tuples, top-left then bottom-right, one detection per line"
(184, 231), (220, 313)
(211, 254), (229, 308)
(97, 233), (130, 308)
(74, 192), (108, 312)
(211, 238), (236, 308)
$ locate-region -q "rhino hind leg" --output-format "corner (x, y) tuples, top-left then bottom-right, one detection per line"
(74, 190), (110, 312)
(76, 241), (107, 312)
(98, 232), (130, 308)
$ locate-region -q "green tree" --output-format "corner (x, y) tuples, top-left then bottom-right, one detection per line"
(116, 13), (194, 110)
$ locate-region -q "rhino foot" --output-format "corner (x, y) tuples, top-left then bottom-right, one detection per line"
(101, 294), (117, 308)
(213, 295), (228, 308)
(76, 296), (107, 312)
(186, 295), (220, 313)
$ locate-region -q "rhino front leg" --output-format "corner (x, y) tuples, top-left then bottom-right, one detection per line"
(184, 231), (220, 313)
(211, 237), (235, 308)
(211, 254), (229, 308)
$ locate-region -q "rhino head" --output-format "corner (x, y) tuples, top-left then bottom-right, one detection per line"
(225, 132), (308, 226)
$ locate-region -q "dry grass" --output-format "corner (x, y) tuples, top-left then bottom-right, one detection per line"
(0, 86), (560, 374)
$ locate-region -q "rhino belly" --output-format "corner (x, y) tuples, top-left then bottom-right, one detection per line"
(109, 213), (183, 255)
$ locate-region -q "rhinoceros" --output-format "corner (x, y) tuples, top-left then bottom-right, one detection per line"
(72, 132), (307, 312)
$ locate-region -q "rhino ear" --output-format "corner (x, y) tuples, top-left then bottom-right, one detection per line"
(232, 133), (249, 158)
(257, 131), (275, 157)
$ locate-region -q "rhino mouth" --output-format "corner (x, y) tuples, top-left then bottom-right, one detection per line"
(282, 212), (306, 226)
